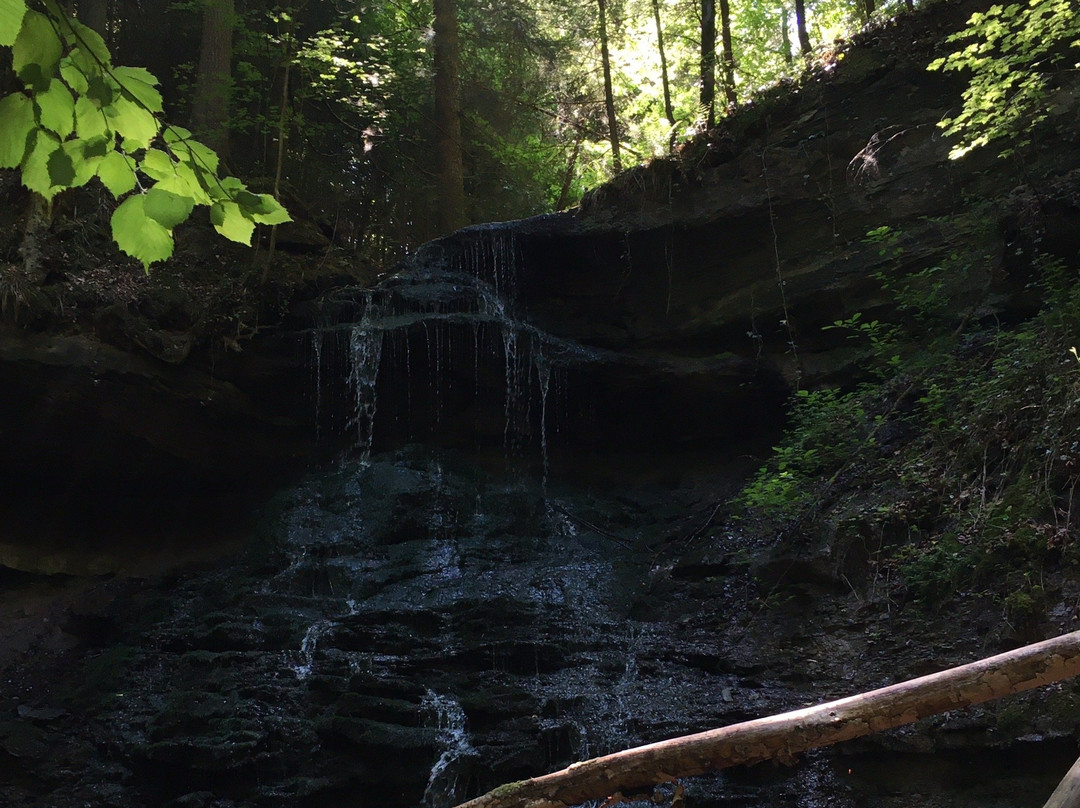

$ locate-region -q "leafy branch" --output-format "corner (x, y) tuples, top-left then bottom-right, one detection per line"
(928, 0), (1080, 159)
(0, 0), (291, 270)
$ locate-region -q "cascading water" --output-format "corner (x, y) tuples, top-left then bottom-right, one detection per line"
(307, 224), (592, 466)
(421, 690), (476, 808)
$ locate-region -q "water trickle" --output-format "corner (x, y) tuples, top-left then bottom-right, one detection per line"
(311, 330), (323, 443)
(347, 294), (385, 461)
(536, 347), (551, 486)
(421, 689), (475, 808)
(502, 325), (519, 450)
(293, 619), (334, 680)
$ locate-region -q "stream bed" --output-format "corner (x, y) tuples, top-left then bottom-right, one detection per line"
(1, 442), (1076, 807)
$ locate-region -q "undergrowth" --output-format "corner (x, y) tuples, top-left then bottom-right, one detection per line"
(737, 221), (1080, 614)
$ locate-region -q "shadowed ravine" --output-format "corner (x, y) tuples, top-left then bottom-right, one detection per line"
(3, 0), (1080, 799)
(3, 224), (1077, 808)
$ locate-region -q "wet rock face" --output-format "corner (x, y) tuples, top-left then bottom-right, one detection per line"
(3, 449), (757, 806)
(307, 255), (789, 462)
(4, 448), (1079, 808)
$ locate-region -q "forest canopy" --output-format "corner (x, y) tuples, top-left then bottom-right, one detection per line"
(1, 0), (1074, 267)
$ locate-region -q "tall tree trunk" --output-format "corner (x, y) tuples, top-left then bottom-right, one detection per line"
(651, 0), (677, 150)
(781, 6), (793, 66)
(19, 194), (51, 285)
(718, 0), (736, 109)
(263, 57), (291, 278)
(79, 0), (109, 40)
(192, 0), (234, 160)
(433, 0), (467, 234)
(555, 135), (583, 210)
(454, 629), (1080, 808)
(597, 0), (621, 172)
(862, 0), (875, 22)
(794, 0), (812, 55)
(700, 0), (716, 128)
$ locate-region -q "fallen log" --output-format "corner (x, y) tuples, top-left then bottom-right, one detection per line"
(456, 630), (1080, 808)
(1044, 754), (1080, 808)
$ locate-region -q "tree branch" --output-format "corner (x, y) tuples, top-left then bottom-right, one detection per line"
(456, 630), (1080, 808)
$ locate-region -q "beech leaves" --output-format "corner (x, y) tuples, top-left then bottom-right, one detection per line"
(0, 0), (290, 269)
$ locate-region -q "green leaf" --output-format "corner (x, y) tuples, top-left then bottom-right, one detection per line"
(105, 95), (159, 150)
(112, 66), (163, 113)
(20, 128), (63, 199)
(246, 193), (291, 225)
(61, 137), (106, 187)
(111, 194), (174, 270)
(0, 0), (28, 47)
(59, 56), (89, 95)
(0, 92), (36, 168)
(207, 174), (245, 203)
(170, 134), (219, 175)
(12, 10), (62, 90)
(210, 200), (256, 244)
(35, 78), (75, 137)
(234, 189), (262, 210)
(220, 176), (246, 193)
(86, 74), (115, 107)
(96, 149), (137, 196)
(143, 186), (194, 229)
(81, 134), (109, 159)
(112, 65), (158, 87)
(67, 45), (106, 84)
(155, 163), (211, 206)
(162, 125), (192, 144)
(139, 148), (175, 181)
(66, 21), (110, 66)
(46, 143), (75, 186)
(74, 95), (110, 140)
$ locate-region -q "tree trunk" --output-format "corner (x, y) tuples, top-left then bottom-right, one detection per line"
(718, 0), (736, 109)
(863, 0), (875, 22)
(596, 0), (621, 172)
(191, 0), (234, 160)
(699, 0), (716, 128)
(79, 0), (109, 39)
(19, 193), (51, 285)
(781, 6), (793, 66)
(455, 630), (1080, 808)
(555, 135), (583, 211)
(433, 0), (467, 235)
(1044, 754), (1080, 808)
(794, 0), (812, 55)
(651, 0), (677, 150)
(263, 57), (291, 278)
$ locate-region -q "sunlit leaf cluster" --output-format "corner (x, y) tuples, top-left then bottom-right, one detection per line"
(0, 0), (289, 269)
(928, 0), (1080, 159)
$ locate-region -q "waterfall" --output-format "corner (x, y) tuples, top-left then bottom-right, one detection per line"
(347, 321), (383, 462)
(310, 224), (595, 463)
